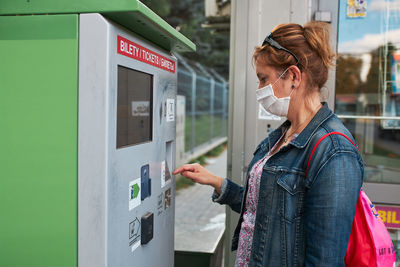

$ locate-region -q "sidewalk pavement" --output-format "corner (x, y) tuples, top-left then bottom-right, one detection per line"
(175, 148), (227, 253)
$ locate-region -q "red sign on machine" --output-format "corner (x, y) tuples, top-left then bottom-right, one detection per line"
(117, 35), (175, 73)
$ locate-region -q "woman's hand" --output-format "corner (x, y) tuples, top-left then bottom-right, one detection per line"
(173, 163), (223, 194)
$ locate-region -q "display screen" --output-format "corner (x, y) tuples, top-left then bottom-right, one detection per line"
(117, 66), (153, 148)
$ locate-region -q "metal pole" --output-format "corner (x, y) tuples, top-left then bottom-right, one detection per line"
(223, 86), (228, 136)
(210, 79), (215, 141)
(337, 115), (400, 120)
(191, 74), (196, 152)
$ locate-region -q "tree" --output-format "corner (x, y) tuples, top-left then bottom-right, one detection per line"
(336, 54), (363, 95)
(141, 0), (170, 17)
(141, 0), (230, 79)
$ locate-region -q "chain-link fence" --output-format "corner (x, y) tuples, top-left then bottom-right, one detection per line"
(176, 55), (228, 154)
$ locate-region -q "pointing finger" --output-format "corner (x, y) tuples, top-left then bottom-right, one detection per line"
(172, 164), (197, 175)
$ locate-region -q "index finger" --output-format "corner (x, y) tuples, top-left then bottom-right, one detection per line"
(172, 164), (196, 175)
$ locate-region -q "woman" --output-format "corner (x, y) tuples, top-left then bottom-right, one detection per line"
(173, 21), (363, 266)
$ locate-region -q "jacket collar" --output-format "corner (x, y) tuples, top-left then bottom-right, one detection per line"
(267, 102), (333, 150)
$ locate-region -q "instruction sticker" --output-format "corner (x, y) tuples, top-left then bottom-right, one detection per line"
(166, 99), (175, 122)
(129, 179), (141, 211)
(164, 188), (171, 210)
(157, 193), (164, 215)
(161, 160), (172, 187)
(131, 242), (140, 252)
(161, 161), (166, 187)
(129, 217), (141, 252)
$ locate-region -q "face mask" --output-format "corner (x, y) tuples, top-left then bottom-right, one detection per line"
(256, 68), (294, 117)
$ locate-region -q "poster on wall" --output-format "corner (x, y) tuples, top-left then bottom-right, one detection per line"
(391, 51), (400, 95)
(347, 0), (367, 18)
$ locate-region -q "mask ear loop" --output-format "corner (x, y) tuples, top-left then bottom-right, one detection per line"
(289, 87), (295, 96)
(272, 67), (290, 86)
(273, 67), (298, 98)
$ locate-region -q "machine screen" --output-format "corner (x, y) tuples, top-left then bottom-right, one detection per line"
(117, 65), (153, 148)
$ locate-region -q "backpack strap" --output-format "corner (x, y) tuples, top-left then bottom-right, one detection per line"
(306, 131), (358, 178)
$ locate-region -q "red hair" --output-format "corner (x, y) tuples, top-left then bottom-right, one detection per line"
(254, 21), (335, 90)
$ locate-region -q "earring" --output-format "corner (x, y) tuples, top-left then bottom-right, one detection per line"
(291, 84), (295, 89)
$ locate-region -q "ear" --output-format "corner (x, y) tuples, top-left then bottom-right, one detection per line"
(288, 65), (302, 88)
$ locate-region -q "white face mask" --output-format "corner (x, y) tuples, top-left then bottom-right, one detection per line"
(256, 68), (294, 117)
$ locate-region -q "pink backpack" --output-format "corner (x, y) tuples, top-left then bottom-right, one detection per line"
(306, 132), (396, 267)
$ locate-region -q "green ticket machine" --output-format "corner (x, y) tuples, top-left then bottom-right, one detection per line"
(0, 1), (195, 266)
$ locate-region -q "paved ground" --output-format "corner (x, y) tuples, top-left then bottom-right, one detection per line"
(175, 148), (227, 253)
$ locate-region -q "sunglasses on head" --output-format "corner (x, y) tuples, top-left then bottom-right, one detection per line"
(262, 33), (300, 65)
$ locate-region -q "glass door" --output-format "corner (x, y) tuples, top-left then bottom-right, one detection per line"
(336, 0), (400, 184)
(335, 0), (400, 262)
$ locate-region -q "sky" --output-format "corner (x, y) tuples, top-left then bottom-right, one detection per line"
(338, 0), (400, 54)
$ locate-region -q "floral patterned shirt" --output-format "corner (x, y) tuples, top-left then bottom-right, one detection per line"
(235, 132), (297, 267)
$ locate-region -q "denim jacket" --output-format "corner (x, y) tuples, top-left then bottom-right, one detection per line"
(212, 103), (364, 267)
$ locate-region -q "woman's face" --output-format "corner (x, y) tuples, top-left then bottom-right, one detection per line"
(255, 60), (292, 99)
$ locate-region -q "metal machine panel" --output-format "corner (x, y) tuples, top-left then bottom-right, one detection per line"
(79, 13), (176, 267)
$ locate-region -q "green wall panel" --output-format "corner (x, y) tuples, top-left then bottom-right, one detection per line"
(0, 14), (78, 267)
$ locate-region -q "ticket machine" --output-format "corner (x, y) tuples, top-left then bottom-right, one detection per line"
(0, 1), (195, 267)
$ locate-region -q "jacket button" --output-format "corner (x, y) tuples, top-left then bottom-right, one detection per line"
(293, 184), (297, 190)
